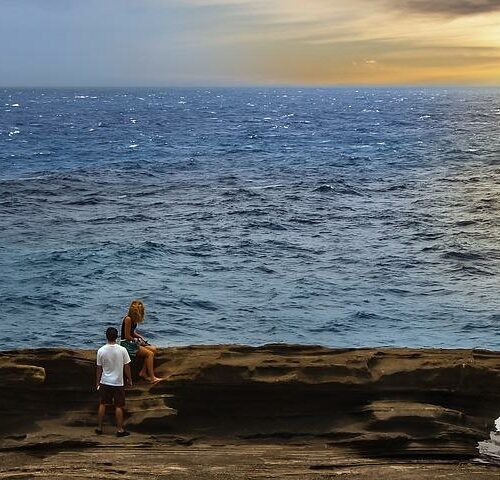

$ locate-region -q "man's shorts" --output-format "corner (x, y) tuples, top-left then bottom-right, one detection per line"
(99, 384), (125, 407)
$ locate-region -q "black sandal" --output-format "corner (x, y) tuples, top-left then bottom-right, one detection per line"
(95, 428), (103, 435)
(116, 430), (130, 437)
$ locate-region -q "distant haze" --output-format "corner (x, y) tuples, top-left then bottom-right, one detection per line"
(1, 0), (499, 86)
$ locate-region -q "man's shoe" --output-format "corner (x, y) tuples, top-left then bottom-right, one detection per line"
(116, 430), (130, 437)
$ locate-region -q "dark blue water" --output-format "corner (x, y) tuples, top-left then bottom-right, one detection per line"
(1, 87), (500, 350)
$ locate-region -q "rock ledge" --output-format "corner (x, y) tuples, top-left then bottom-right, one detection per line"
(1, 345), (499, 459)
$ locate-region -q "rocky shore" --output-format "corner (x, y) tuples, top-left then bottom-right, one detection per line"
(1, 345), (500, 479)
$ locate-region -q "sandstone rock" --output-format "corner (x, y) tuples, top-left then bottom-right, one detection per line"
(0, 361), (45, 386)
(0, 345), (499, 460)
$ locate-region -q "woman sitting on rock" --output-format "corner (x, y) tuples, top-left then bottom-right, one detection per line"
(120, 299), (161, 383)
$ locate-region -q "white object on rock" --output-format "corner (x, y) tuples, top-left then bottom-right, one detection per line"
(477, 425), (500, 464)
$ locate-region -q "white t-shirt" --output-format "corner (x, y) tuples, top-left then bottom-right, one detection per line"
(96, 343), (131, 387)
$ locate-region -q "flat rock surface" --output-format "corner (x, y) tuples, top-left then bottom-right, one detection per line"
(1, 441), (499, 480)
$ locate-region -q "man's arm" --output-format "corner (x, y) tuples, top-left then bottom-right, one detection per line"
(124, 363), (132, 387)
(96, 365), (103, 389)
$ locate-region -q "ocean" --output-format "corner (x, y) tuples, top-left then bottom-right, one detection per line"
(1, 87), (500, 350)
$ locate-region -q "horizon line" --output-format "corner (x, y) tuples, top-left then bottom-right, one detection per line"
(1, 83), (499, 90)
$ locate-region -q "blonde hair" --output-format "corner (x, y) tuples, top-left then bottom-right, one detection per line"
(127, 299), (145, 323)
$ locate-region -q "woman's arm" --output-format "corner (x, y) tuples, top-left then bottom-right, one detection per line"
(124, 316), (143, 340)
(133, 330), (143, 339)
(123, 316), (136, 340)
(134, 330), (144, 340)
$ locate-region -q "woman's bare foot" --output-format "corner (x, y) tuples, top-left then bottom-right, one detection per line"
(139, 373), (162, 383)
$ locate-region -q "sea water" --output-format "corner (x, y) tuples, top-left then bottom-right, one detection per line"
(1, 87), (500, 350)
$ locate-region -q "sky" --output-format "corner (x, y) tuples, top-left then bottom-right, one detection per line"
(0, 0), (499, 86)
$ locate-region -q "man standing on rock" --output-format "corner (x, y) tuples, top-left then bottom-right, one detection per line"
(96, 327), (133, 437)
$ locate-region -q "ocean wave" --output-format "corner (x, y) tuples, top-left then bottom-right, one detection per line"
(461, 322), (500, 332)
(180, 298), (219, 311)
(289, 216), (323, 225)
(264, 239), (326, 255)
(308, 321), (350, 333)
(115, 241), (176, 259)
(454, 220), (477, 226)
(450, 265), (495, 276)
(255, 265), (276, 274)
(441, 251), (485, 261)
(89, 214), (156, 224)
(313, 182), (362, 196)
(380, 184), (408, 192)
(221, 187), (261, 198)
(5, 294), (80, 310)
(227, 208), (269, 217)
(32, 248), (99, 265)
(353, 311), (383, 320)
(246, 221), (287, 231)
(184, 243), (215, 257)
(66, 196), (105, 206)
(251, 184), (285, 190)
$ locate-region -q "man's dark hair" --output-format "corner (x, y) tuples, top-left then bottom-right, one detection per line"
(106, 327), (118, 342)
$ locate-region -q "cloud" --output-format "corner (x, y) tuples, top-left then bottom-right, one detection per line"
(390, 0), (500, 16)
(182, 0), (500, 16)
(1, 0), (499, 86)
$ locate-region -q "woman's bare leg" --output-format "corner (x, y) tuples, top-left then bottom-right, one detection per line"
(136, 346), (161, 382)
(138, 349), (148, 378)
(138, 346), (156, 376)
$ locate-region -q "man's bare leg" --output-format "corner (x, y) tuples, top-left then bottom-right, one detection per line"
(97, 404), (106, 432)
(115, 406), (124, 432)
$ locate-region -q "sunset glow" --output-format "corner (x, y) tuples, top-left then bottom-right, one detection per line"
(0, 0), (499, 86)
(189, 0), (500, 85)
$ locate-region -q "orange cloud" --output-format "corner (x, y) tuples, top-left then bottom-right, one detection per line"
(183, 0), (500, 84)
